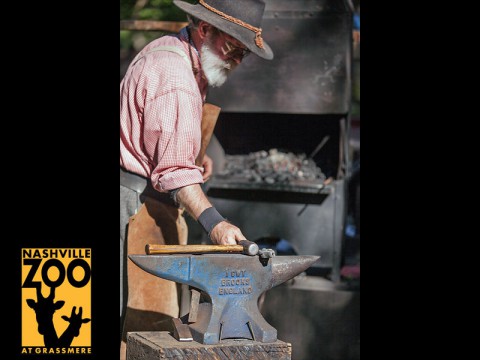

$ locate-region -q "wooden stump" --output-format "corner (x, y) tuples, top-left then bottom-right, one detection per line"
(127, 331), (292, 360)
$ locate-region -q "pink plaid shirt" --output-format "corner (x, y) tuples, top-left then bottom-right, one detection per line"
(120, 28), (209, 192)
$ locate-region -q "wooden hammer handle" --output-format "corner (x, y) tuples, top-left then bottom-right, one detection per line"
(146, 244), (244, 255)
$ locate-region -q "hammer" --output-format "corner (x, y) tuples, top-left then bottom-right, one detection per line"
(146, 240), (259, 256)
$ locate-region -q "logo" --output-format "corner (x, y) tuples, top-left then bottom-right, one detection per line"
(21, 248), (92, 355)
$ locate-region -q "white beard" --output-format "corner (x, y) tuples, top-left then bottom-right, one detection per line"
(200, 42), (238, 87)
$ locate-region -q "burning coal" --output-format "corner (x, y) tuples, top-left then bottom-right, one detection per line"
(217, 149), (326, 186)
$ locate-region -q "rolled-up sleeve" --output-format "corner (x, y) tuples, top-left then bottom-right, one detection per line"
(144, 87), (204, 191)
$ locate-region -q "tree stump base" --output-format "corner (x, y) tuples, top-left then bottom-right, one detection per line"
(127, 331), (292, 360)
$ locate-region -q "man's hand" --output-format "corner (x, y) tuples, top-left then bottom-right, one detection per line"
(201, 154), (213, 181)
(209, 221), (246, 245)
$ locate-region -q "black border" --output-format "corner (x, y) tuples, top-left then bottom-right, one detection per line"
(6, 2), (118, 359)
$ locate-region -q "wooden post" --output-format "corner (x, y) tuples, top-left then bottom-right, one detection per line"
(120, 20), (188, 32)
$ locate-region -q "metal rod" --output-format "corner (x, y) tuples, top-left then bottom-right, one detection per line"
(309, 135), (330, 159)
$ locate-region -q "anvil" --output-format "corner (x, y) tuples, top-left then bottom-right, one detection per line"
(129, 253), (319, 344)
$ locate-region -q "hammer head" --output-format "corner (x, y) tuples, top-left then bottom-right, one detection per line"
(129, 253), (319, 344)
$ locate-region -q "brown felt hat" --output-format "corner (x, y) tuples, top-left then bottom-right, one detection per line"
(173, 0), (274, 60)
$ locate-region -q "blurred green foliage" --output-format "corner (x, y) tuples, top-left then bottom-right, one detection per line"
(120, 0), (187, 21)
(120, 0), (190, 52)
(120, 0), (136, 20)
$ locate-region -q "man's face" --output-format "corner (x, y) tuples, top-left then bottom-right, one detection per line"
(200, 28), (250, 87)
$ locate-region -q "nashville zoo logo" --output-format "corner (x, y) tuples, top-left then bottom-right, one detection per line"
(21, 248), (91, 355)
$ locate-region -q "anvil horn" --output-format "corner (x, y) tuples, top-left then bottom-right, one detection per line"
(271, 255), (320, 288)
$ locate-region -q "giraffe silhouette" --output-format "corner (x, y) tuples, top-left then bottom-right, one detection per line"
(26, 284), (90, 347)
(58, 306), (91, 347)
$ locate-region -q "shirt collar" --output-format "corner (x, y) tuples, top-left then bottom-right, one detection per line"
(178, 27), (208, 99)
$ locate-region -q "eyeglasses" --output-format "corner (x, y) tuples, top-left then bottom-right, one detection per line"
(220, 39), (251, 60)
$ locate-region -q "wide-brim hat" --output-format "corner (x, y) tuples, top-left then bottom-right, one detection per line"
(173, 0), (274, 60)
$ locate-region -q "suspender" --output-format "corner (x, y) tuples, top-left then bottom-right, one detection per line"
(131, 45), (191, 67)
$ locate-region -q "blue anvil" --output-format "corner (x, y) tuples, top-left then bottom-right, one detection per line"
(129, 253), (319, 344)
